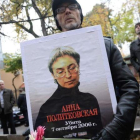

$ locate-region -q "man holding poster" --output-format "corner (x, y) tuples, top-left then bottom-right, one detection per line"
(51, 0), (139, 140)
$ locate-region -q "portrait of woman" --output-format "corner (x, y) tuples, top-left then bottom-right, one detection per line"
(34, 46), (103, 138)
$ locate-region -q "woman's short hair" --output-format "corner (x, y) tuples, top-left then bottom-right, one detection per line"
(48, 46), (80, 74)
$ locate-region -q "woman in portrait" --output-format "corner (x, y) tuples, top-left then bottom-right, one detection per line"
(34, 46), (103, 138)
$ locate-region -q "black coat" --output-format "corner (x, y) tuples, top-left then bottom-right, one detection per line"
(130, 38), (140, 72)
(17, 92), (27, 111)
(104, 37), (139, 140)
(0, 89), (15, 114)
(35, 83), (103, 138)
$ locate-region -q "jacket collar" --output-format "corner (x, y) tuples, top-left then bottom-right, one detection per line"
(2, 89), (6, 93)
(20, 91), (25, 94)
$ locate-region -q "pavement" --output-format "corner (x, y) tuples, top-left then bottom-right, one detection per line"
(0, 117), (140, 136)
(134, 116), (140, 131)
(0, 124), (29, 135)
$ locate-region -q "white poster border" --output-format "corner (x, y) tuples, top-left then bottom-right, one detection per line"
(21, 25), (117, 132)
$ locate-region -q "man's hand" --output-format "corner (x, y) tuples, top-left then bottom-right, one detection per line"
(92, 129), (116, 140)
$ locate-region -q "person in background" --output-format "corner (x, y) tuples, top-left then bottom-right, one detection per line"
(51, 0), (139, 139)
(0, 80), (16, 134)
(17, 88), (29, 127)
(130, 22), (140, 79)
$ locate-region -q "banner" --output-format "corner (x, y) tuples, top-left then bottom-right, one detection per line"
(21, 25), (117, 138)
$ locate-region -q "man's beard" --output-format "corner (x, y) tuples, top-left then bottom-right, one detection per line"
(64, 22), (81, 31)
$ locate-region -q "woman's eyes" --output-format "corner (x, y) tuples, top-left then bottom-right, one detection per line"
(56, 65), (76, 73)
(69, 65), (76, 70)
(57, 70), (63, 74)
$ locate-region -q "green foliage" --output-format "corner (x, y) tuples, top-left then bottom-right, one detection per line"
(1, 0), (140, 46)
(82, 3), (113, 38)
(83, 1), (138, 46)
(111, 6), (136, 44)
(3, 53), (22, 73)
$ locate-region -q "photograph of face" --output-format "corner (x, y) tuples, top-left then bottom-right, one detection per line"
(49, 47), (80, 89)
(21, 26), (116, 139)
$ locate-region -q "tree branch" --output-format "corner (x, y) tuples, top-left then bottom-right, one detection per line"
(0, 16), (53, 25)
(15, 22), (39, 38)
(31, 0), (48, 36)
(0, 31), (9, 36)
(25, 6), (33, 31)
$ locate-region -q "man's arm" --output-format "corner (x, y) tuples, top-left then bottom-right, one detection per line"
(10, 90), (15, 107)
(100, 38), (139, 140)
(130, 44), (140, 72)
(17, 95), (22, 108)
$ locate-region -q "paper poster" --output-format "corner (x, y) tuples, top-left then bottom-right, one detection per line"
(21, 25), (117, 138)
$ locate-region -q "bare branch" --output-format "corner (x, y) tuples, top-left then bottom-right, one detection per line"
(0, 31), (9, 37)
(25, 6), (33, 31)
(0, 0), (56, 38)
(0, 15), (53, 25)
(15, 22), (39, 38)
(31, 0), (48, 36)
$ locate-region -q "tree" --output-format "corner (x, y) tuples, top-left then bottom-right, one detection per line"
(111, 7), (136, 46)
(0, 0), (57, 41)
(82, 3), (113, 38)
(82, 2), (137, 47)
(3, 53), (22, 101)
(124, 0), (140, 21)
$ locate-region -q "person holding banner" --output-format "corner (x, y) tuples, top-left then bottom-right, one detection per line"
(35, 46), (103, 138)
(51, 0), (139, 140)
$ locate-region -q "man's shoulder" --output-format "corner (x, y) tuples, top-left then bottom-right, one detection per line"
(130, 39), (137, 46)
(4, 88), (12, 93)
(103, 36), (113, 46)
(103, 36), (112, 41)
(103, 36), (114, 54)
(4, 88), (11, 91)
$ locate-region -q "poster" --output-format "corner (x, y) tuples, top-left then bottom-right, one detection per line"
(21, 25), (117, 138)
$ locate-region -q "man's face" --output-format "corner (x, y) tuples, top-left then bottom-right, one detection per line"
(0, 82), (5, 90)
(56, 2), (81, 31)
(52, 55), (79, 88)
(135, 24), (140, 35)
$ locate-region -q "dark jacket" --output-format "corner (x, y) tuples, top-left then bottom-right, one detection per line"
(104, 37), (139, 140)
(35, 83), (103, 138)
(0, 89), (15, 114)
(17, 91), (27, 111)
(130, 38), (140, 72)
